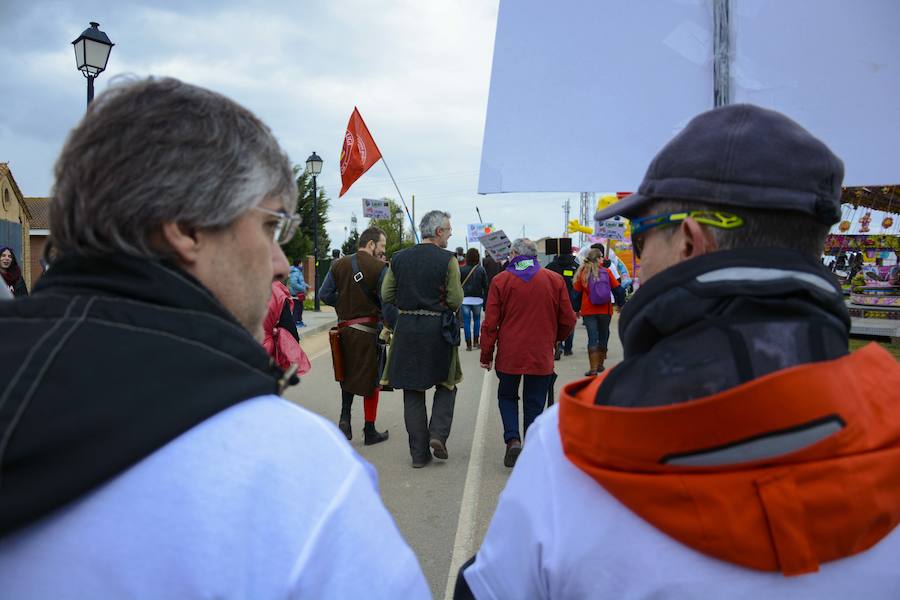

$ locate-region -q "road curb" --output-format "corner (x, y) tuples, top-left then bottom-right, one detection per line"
(298, 317), (337, 337)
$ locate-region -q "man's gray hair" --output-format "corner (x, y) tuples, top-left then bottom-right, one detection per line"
(48, 76), (296, 261)
(419, 210), (451, 239)
(646, 199), (829, 259)
(511, 238), (537, 257)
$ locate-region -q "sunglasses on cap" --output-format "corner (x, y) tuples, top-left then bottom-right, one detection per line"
(630, 210), (744, 259)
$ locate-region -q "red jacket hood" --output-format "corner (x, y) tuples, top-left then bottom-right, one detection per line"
(559, 343), (900, 576)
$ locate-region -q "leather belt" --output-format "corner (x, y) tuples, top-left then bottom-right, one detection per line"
(338, 316), (379, 335)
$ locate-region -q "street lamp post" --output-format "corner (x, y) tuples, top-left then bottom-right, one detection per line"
(305, 151), (323, 311)
(72, 22), (114, 107)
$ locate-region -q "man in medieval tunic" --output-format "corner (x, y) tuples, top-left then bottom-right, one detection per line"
(319, 226), (390, 445)
(381, 210), (463, 468)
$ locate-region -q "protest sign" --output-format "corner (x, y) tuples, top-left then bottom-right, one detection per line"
(595, 215), (627, 241)
(362, 198), (391, 219)
(479, 229), (512, 261)
(467, 222), (495, 243)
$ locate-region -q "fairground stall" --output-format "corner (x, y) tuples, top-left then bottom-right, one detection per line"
(824, 186), (899, 332)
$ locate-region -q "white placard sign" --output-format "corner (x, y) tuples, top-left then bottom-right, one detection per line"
(595, 216), (627, 241)
(362, 198), (391, 219)
(479, 229), (512, 261)
(479, 1), (900, 192)
(467, 222), (495, 243)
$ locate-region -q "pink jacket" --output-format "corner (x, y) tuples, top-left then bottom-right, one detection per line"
(263, 281), (311, 376)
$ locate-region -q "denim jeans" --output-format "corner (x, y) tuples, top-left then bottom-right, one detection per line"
(496, 371), (553, 443)
(460, 303), (483, 342)
(582, 313), (611, 349)
(291, 298), (304, 324)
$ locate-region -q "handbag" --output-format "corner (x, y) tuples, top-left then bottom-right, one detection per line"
(441, 310), (461, 346)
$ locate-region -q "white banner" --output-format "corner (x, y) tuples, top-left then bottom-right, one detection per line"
(362, 198), (391, 219)
(479, 1), (900, 192)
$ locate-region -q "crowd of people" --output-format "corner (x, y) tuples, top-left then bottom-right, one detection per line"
(1, 77), (898, 599)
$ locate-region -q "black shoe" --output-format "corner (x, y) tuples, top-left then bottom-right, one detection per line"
(412, 452), (433, 469)
(563, 350), (574, 356)
(504, 440), (523, 468)
(338, 420), (352, 441)
(429, 438), (449, 460)
(553, 346), (562, 361)
(364, 424), (389, 446)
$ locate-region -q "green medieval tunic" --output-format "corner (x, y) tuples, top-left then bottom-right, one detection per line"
(380, 244), (462, 390)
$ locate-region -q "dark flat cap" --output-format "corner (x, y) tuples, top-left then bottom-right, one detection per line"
(596, 104), (844, 225)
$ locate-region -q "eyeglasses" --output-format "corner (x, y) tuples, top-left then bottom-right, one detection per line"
(253, 206), (303, 245)
(630, 210), (744, 259)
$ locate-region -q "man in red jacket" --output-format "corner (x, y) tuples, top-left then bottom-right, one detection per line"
(479, 238), (576, 467)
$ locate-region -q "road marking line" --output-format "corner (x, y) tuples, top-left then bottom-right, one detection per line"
(443, 368), (493, 600)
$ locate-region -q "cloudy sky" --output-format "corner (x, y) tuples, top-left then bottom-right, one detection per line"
(0, 0), (566, 251)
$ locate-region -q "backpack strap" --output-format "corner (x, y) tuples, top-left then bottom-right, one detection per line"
(350, 253), (384, 309)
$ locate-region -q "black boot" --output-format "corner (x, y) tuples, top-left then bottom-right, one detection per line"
(364, 421), (389, 445)
(338, 392), (353, 441)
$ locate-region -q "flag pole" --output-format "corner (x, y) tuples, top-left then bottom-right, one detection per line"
(380, 157), (419, 243)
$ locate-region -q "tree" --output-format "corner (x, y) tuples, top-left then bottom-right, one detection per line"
(341, 228), (360, 255)
(369, 198), (415, 258)
(283, 167), (331, 265)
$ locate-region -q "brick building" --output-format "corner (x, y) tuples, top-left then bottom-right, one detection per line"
(0, 163), (33, 291)
(25, 197), (50, 286)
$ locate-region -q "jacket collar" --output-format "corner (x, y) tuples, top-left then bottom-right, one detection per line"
(618, 248), (849, 358)
(595, 249), (851, 408)
(37, 253), (249, 333)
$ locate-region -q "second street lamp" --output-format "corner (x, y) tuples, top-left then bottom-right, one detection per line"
(72, 22), (114, 107)
(305, 151), (323, 311)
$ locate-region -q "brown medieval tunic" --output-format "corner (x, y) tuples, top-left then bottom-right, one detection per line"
(329, 251), (386, 396)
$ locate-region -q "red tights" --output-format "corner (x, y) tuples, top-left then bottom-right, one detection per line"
(363, 389), (380, 422)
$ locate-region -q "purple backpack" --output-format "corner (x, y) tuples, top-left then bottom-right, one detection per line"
(587, 269), (611, 305)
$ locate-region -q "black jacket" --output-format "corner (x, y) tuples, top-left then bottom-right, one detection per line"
(459, 264), (488, 301)
(0, 254), (285, 536)
(545, 254), (581, 311)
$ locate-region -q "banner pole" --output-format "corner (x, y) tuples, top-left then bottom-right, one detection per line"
(380, 157), (419, 243)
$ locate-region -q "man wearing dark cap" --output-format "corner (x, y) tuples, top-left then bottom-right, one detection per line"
(456, 104), (900, 598)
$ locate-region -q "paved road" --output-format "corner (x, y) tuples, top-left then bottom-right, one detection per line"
(284, 315), (624, 598)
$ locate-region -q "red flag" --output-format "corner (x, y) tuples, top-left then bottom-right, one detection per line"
(339, 107), (383, 197)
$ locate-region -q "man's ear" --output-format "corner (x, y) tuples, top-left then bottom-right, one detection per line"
(677, 217), (718, 260)
(159, 221), (202, 266)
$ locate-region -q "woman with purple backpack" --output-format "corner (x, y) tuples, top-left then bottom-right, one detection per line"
(572, 247), (622, 376)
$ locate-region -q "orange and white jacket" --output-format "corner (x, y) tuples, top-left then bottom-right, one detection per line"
(463, 343), (900, 598)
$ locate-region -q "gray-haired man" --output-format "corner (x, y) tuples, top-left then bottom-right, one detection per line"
(0, 77), (428, 598)
(381, 210), (464, 468)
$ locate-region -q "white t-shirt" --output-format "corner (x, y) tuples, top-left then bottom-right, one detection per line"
(464, 405), (900, 599)
(0, 396), (429, 599)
